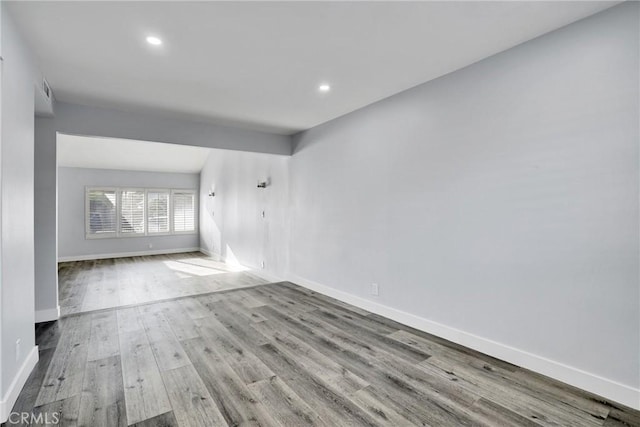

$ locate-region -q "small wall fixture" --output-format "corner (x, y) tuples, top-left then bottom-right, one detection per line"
(257, 181), (267, 189)
(208, 191), (215, 197)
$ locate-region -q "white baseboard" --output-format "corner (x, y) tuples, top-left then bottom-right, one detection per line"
(199, 247), (213, 257)
(198, 247), (222, 261)
(249, 269), (284, 284)
(0, 346), (39, 423)
(35, 306), (60, 323)
(58, 247), (201, 262)
(287, 273), (640, 410)
(198, 249), (281, 283)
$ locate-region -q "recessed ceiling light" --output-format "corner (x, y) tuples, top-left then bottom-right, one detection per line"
(318, 83), (331, 93)
(146, 36), (163, 46)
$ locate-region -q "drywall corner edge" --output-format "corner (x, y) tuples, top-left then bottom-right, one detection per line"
(287, 273), (640, 411)
(34, 306), (60, 323)
(0, 346), (39, 423)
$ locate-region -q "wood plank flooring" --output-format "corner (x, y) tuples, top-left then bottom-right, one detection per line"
(58, 253), (268, 315)
(6, 258), (640, 426)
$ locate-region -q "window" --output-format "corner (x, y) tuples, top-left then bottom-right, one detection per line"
(120, 189), (145, 235)
(87, 189), (117, 237)
(86, 187), (197, 239)
(172, 190), (196, 233)
(147, 190), (170, 234)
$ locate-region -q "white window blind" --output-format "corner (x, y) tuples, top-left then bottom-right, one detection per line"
(86, 187), (196, 239)
(87, 189), (117, 236)
(173, 191), (196, 232)
(120, 190), (145, 235)
(147, 191), (170, 234)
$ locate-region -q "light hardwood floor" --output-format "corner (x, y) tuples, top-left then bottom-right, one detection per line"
(6, 255), (640, 426)
(58, 253), (268, 315)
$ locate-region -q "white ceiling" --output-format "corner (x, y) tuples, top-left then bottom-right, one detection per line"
(10, 1), (618, 135)
(57, 134), (211, 173)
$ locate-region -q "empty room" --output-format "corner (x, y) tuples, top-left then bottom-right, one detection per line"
(0, 1), (638, 426)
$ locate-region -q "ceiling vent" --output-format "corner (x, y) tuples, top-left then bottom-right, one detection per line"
(42, 79), (52, 100)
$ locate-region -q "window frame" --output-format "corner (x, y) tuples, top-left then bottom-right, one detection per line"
(118, 188), (147, 238)
(171, 189), (198, 235)
(85, 186), (198, 240)
(146, 188), (172, 236)
(85, 187), (119, 239)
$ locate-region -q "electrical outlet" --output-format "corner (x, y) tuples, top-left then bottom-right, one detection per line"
(148, 243), (153, 249)
(16, 338), (21, 362)
(371, 283), (379, 296)
(261, 261), (265, 269)
(261, 210), (265, 218)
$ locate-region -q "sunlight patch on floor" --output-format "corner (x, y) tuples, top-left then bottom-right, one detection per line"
(162, 260), (226, 277)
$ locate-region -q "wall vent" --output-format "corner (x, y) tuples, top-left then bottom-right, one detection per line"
(42, 79), (52, 100)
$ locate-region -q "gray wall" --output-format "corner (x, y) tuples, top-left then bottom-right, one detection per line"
(0, 4), (52, 410)
(290, 2), (639, 397)
(34, 117), (58, 321)
(12, 0), (640, 411)
(53, 102), (291, 156)
(199, 149), (289, 278)
(34, 101), (291, 319)
(58, 167), (199, 259)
